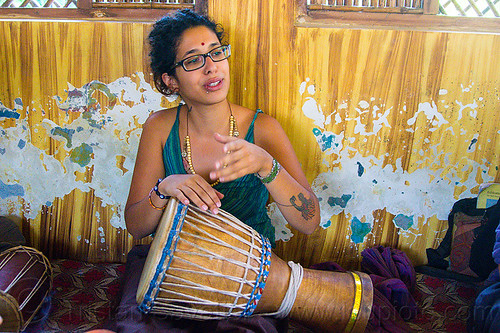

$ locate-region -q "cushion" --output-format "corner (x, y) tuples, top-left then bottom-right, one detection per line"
(449, 212), (484, 277)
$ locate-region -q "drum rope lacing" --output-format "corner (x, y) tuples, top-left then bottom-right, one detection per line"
(267, 261), (304, 319)
(150, 207), (265, 318)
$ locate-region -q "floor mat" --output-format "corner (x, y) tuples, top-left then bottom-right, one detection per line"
(26, 260), (480, 332)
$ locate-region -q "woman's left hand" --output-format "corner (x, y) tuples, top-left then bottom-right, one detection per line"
(210, 133), (273, 183)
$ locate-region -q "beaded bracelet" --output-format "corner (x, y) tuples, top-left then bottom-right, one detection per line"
(255, 158), (281, 184)
(153, 178), (169, 200)
(148, 190), (166, 210)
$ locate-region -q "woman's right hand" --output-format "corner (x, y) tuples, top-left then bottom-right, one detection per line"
(159, 174), (224, 214)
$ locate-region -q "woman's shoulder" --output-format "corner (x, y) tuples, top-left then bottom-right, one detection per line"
(143, 106), (178, 132)
(246, 108), (286, 147)
(252, 109), (281, 131)
(233, 105), (277, 126)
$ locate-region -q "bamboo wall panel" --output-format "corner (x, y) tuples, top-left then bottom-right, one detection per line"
(211, 0), (499, 268)
(0, 21), (165, 262)
(1, 1), (499, 266)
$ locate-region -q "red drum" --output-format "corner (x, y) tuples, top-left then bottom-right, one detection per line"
(137, 198), (373, 333)
(0, 246), (53, 332)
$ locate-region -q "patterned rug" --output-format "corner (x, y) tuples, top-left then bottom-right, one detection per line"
(22, 260), (480, 332)
(26, 259), (125, 332)
(408, 273), (480, 332)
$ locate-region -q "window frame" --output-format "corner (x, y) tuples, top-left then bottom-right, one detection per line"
(297, 0), (500, 34)
(0, 0), (206, 21)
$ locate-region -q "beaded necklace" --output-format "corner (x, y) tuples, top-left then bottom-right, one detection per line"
(182, 103), (239, 187)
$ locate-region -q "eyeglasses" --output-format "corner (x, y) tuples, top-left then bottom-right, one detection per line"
(173, 45), (231, 72)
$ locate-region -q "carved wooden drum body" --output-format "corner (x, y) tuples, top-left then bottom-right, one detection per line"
(0, 246), (53, 332)
(137, 198), (373, 332)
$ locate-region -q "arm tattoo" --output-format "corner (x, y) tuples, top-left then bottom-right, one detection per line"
(289, 193), (315, 220)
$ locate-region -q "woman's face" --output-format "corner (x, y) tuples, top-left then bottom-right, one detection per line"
(168, 25), (230, 107)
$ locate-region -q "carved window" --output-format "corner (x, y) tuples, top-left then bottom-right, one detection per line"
(306, 0), (499, 17)
(0, 0), (200, 19)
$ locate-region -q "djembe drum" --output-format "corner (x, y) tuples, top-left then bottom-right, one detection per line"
(0, 246), (53, 332)
(137, 198), (373, 333)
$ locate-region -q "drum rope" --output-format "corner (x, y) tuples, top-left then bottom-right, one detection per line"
(230, 221), (257, 316)
(184, 213), (262, 253)
(268, 261), (303, 319)
(139, 201), (271, 319)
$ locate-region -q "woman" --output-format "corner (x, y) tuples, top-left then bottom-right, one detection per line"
(109, 9), (320, 333)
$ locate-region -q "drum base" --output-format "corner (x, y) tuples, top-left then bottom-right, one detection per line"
(0, 291), (22, 333)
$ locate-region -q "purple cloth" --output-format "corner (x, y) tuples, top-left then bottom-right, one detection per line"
(369, 275), (417, 321)
(310, 255), (416, 333)
(361, 246), (416, 292)
(104, 245), (287, 333)
(361, 246), (418, 322)
(365, 288), (414, 333)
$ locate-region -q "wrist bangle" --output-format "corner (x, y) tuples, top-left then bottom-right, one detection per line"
(153, 178), (169, 200)
(255, 158), (281, 184)
(148, 190), (166, 210)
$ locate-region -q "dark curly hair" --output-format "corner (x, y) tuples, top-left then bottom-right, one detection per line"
(149, 9), (226, 96)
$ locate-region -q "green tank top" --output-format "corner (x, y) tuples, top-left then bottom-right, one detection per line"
(162, 104), (275, 247)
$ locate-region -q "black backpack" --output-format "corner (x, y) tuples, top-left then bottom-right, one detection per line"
(426, 198), (500, 280)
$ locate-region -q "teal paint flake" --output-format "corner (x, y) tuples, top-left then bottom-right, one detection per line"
(350, 217), (371, 243)
(82, 110), (105, 129)
(327, 194), (352, 208)
(51, 127), (75, 148)
(357, 162), (364, 177)
(393, 214), (414, 230)
(70, 143), (93, 167)
(312, 128), (340, 153)
(0, 180), (24, 199)
(0, 106), (21, 119)
(0, 109), (21, 119)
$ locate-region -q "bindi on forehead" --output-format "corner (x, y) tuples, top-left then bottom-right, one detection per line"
(201, 42), (205, 46)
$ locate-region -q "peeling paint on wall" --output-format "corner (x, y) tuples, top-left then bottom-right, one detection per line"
(270, 79), (498, 243)
(0, 73), (177, 229)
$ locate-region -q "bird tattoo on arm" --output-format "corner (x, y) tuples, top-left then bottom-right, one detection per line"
(290, 193), (315, 220)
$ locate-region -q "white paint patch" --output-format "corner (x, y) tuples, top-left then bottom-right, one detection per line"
(456, 100), (479, 121)
(310, 152), (492, 229)
(461, 82), (474, 92)
(358, 100), (370, 109)
(302, 97), (326, 129)
(299, 78), (310, 95)
(0, 73), (169, 229)
(407, 102), (448, 129)
(288, 79), (497, 244)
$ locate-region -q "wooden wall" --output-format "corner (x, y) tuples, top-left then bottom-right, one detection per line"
(212, 0), (499, 268)
(0, 0), (498, 267)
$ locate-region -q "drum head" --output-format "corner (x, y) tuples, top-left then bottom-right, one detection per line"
(0, 290), (22, 332)
(136, 198), (186, 307)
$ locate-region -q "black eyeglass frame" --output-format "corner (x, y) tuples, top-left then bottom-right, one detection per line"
(172, 45), (232, 72)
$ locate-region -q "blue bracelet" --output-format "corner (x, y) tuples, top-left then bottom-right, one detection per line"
(153, 178), (169, 200)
